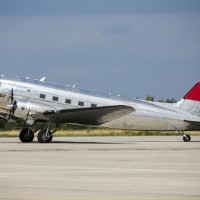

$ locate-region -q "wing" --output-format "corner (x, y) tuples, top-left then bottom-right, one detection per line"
(43, 105), (134, 125)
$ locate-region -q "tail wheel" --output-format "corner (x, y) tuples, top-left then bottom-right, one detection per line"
(183, 134), (191, 142)
(19, 128), (34, 143)
(37, 129), (53, 143)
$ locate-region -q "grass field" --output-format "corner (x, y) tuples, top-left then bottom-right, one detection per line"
(0, 129), (200, 137)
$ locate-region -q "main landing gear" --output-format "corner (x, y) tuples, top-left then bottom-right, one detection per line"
(172, 125), (191, 142)
(19, 128), (55, 143)
(19, 128), (34, 143)
(19, 121), (58, 143)
(37, 129), (53, 143)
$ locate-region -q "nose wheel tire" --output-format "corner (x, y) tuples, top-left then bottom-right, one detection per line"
(37, 129), (53, 143)
(183, 134), (191, 142)
(19, 128), (34, 143)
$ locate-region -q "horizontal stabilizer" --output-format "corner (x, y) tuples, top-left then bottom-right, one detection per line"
(43, 105), (134, 125)
(184, 120), (200, 125)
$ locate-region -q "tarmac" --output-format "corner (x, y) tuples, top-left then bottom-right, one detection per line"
(0, 136), (200, 200)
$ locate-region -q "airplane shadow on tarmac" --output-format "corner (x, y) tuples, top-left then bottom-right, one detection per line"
(50, 141), (122, 144)
(50, 140), (172, 144)
(50, 140), (200, 144)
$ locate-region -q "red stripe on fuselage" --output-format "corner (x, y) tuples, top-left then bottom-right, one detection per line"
(184, 82), (200, 102)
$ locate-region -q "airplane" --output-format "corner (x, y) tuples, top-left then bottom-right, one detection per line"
(0, 76), (199, 143)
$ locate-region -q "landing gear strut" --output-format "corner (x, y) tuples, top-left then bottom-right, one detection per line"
(172, 125), (191, 142)
(19, 128), (34, 143)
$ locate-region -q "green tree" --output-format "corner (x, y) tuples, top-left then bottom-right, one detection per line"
(146, 95), (154, 101)
(159, 98), (177, 103)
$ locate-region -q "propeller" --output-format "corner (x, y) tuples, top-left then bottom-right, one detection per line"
(11, 88), (14, 104)
(7, 88), (16, 116)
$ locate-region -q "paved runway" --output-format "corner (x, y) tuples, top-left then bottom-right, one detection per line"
(0, 136), (200, 200)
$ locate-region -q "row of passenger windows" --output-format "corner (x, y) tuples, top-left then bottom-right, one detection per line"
(39, 94), (97, 107)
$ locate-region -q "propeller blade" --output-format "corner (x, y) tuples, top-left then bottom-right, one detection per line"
(11, 88), (14, 104)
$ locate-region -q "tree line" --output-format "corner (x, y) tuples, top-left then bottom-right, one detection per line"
(0, 96), (177, 131)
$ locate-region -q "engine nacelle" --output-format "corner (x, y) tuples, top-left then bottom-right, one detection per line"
(12, 100), (55, 124)
(13, 100), (30, 119)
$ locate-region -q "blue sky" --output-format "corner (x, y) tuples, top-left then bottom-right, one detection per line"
(0, 0), (200, 100)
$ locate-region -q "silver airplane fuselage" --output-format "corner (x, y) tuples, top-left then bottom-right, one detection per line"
(0, 77), (200, 133)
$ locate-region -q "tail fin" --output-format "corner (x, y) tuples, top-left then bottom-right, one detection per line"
(177, 82), (200, 117)
(183, 82), (200, 102)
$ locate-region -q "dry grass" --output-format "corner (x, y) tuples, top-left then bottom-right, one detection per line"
(0, 129), (200, 137)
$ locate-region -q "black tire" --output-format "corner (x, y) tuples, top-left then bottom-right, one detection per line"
(19, 128), (34, 143)
(37, 129), (53, 143)
(183, 134), (191, 142)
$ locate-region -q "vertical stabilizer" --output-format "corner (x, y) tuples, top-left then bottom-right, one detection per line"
(177, 82), (200, 117)
(183, 82), (200, 102)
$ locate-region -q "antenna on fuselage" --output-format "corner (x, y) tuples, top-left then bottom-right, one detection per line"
(40, 77), (46, 82)
(72, 82), (77, 88)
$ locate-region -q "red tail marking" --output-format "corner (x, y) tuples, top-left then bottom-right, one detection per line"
(184, 82), (200, 102)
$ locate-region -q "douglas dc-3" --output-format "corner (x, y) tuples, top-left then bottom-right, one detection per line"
(0, 76), (200, 143)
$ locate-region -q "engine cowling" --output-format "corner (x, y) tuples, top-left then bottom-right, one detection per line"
(13, 100), (30, 119)
(12, 100), (55, 124)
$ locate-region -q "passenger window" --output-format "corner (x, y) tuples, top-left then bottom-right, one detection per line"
(40, 94), (46, 99)
(53, 96), (59, 101)
(78, 101), (84, 106)
(65, 99), (71, 104)
(91, 103), (97, 108)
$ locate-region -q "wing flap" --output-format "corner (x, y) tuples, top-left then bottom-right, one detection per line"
(43, 105), (134, 125)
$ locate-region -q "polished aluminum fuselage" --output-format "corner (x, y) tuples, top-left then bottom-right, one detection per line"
(0, 77), (200, 131)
